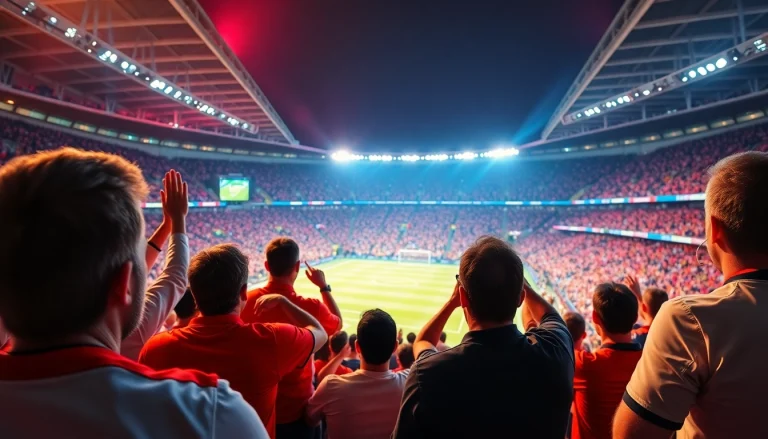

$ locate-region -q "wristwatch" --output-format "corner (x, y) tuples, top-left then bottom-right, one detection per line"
(320, 285), (332, 293)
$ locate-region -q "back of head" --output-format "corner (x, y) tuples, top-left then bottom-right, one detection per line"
(439, 332), (447, 343)
(592, 283), (638, 335)
(330, 331), (349, 354)
(642, 287), (668, 319)
(174, 288), (197, 320)
(265, 237), (300, 277)
(348, 333), (357, 351)
(459, 236), (524, 323)
(406, 332), (416, 344)
(396, 343), (415, 369)
(188, 244), (249, 316)
(563, 312), (586, 342)
(706, 151), (768, 257)
(357, 309), (397, 365)
(0, 147), (148, 341)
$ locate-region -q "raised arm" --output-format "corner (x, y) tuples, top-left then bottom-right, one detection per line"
(252, 294), (328, 354)
(413, 282), (460, 358)
(145, 215), (171, 271)
(316, 343), (352, 383)
(121, 170), (189, 360)
(305, 261), (343, 333)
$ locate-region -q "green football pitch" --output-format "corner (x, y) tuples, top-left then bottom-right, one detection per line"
(256, 258), (524, 346)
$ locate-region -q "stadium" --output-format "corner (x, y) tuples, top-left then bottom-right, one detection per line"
(2, 0), (768, 438)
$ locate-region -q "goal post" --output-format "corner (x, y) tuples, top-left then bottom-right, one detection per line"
(397, 249), (432, 264)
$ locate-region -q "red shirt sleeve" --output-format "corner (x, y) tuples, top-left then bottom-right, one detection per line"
(271, 323), (315, 377)
(336, 364), (353, 375)
(300, 297), (340, 335)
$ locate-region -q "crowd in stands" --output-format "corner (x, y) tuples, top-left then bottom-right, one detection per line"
(556, 205), (705, 237)
(3, 136), (768, 439)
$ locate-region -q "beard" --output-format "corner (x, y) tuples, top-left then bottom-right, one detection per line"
(121, 254), (147, 340)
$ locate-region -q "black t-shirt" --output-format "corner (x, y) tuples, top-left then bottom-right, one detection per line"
(392, 313), (575, 439)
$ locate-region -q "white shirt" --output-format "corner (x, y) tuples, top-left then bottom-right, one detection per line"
(0, 346), (268, 439)
(122, 233), (189, 360)
(307, 369), (410, 439)
(625, 273), (768, 438)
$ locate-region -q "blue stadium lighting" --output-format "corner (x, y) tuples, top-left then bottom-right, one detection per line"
(424, 154), (449, 161)
(98, 50), (112, 61)
(697, 66), (707, 75)
(455, 152), (478, 160)
(109, 53), (117, 63)
(715, 58), (727, 68)
(642, 90), (650, 96)
(482, 147), (519, 158)
(163, 86), (173, 94)
(593, 107), (601, 114)
(688, 70), (697, 78)
(682, 76), (688, 82)
(706, 63), (716, 72)
(120, 61), (129, 69)
(331, 150), (364, 162)
(400, 154), (420, 162)
(173, 90), (182, 99)
(369, 155), (393, 162)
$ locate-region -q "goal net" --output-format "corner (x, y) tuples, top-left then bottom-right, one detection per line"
(397, 249), (432, 264)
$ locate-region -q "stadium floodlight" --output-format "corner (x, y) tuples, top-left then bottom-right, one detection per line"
(706, 63), (715, 72)
(483, 147), (519, 158)
(369, 154), (394, 162)
(682, 76), (688, 82)
(715, 58), (727, 68)
(697, 66), (707, 76)
(108, 53), (117, 63)
(120, 61), (129, 69)
(642, 90), (650, 96)
(48, 16), (57, 24)
(331, 150), (364, 162)
(424, 154), (449, 161)
(173, 90), (182, 99)
(64, 27), (76, 38)
(400, 154), (420, 162)
(455, 152), (478, 160)
(688, 70), (697, 78)
(163, 86), (173, 94)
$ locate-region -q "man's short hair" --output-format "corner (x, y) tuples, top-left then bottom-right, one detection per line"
(593, 283), (638, 334)
(330, 331), (348, 354)
(707, 151), (768, 255)
(348, 333), (357, 350)
(642, 287), (668, 319)
(357, 309), (397, 365)
(265, 237), (300, 277)
(406, 332), (416, 344)
(439, 332), (447, 343)
(459, 236), (524, 323)
(0, 148), (148, 340)
(188, 244), (249, 316)
(174, 288), (197, 319)
(563, 312), (586, 342)
(396, 343), (415, 369)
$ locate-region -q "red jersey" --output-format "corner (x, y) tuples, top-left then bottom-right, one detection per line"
(138, 314), (314, 439)
(314, 359), (353, 378)
(572, 343), (642, 439)
(242, 282), (341, 424)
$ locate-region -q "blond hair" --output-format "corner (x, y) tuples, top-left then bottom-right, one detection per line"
(0, 147), (148, 339)
(706, 151), (768, 255)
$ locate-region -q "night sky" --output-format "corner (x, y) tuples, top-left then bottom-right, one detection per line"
(198, 0), (624, 151)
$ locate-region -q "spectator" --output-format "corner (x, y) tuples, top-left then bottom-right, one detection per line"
(572, 283), (642, 439)
(316, 331), (354, 383)
(307, 309), (408, 439)
(392, 236), (574, 438)
(0, 148), (266, 437)
(406, 332), (416, 344)
(121, 170), (190, 360)
(241, 237), (343, 439)
(395, 343), (415, 371)
(623, 275), (668, 348)
(139, 244), (327, 439)
(342, 333), (361, 371)
(173, 288), (197, 328)
(563, 311), (587, 351)
(614, 151), (768, 438)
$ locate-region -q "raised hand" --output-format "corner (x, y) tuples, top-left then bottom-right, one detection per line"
(161, 170), (188, 232)
(623, 274), (642, 299)
(448, 280), (462, 309)
(305, 261), (328, 289)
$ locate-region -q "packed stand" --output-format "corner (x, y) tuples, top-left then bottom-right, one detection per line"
(556, 205), (705, 237)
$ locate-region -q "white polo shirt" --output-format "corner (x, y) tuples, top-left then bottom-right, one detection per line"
(307, 369), (409, 439)
(624, 269), (768, 438)
(0, 346), (268, 439)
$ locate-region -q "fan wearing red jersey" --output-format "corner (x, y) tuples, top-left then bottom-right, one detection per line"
(139, 244), (328, 439)
(572, 283), (642, 439)
(0, 149), (266, 438)
(241, 237), (343, 439)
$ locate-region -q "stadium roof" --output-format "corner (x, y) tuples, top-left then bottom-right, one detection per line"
(542, 0), (768, 141)
(0, 0), (297, 145)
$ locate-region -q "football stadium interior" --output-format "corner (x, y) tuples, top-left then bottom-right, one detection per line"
(2, 0), (768, 436)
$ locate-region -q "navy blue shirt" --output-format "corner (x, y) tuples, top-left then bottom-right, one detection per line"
(392, 313), (574, 439)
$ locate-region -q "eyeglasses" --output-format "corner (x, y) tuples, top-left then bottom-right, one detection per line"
(455, 274), (459, 281)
